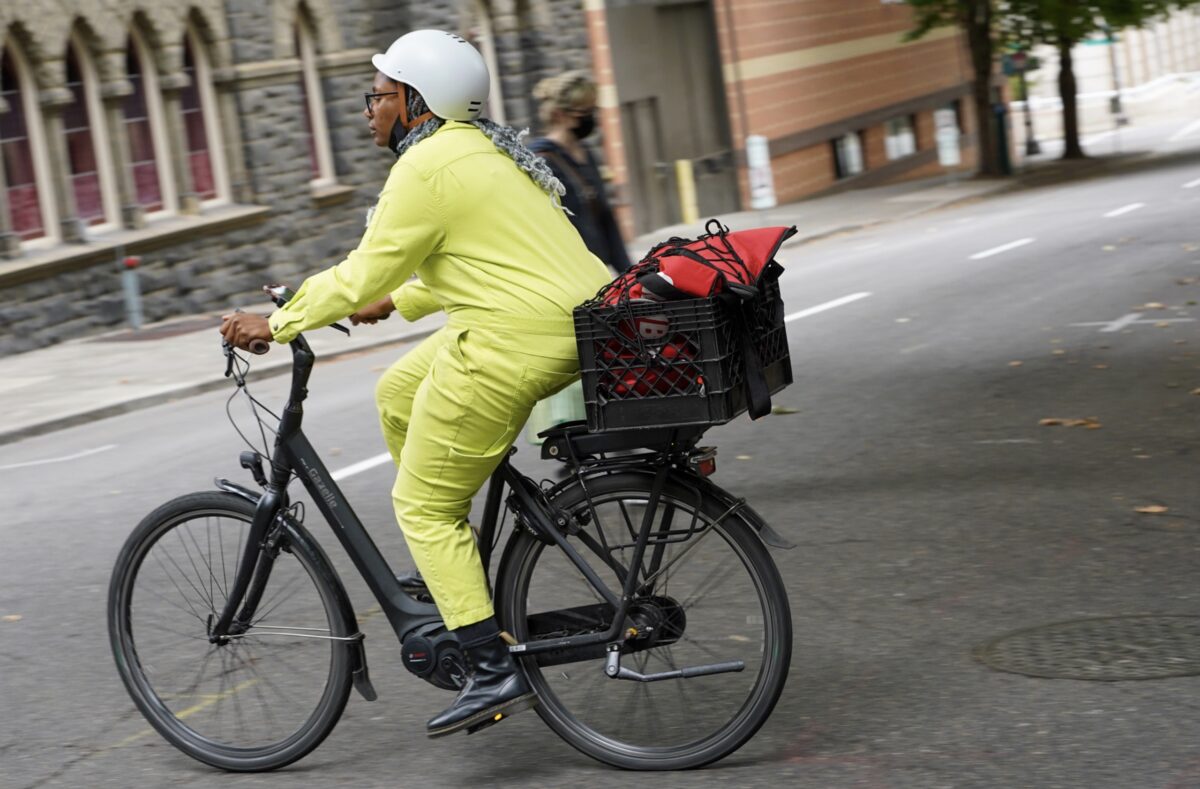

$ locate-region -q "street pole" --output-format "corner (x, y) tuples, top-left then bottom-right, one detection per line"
(1105, 26), (1129, 127)
(1019, 66), (1041, 156)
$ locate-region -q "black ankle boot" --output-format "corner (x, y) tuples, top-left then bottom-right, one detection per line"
(426, 629), (537, 737)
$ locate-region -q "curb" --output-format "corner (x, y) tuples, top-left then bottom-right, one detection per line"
(0, 324), (441, 447)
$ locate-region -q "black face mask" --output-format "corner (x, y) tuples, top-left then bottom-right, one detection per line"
(571, 111), (596, 140)
(388, 116), (406, 155)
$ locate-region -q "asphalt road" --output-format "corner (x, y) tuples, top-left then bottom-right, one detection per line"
(4, 143), (1200, 788)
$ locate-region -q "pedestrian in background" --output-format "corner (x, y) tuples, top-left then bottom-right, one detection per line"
(529, 71), (632, 275)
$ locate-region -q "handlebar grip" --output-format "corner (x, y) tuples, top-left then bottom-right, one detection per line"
(248, 339), (271, 355)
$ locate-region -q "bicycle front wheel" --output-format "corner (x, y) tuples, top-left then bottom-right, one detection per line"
(108, 491), (353, 771)
(496, 472), (792, 770)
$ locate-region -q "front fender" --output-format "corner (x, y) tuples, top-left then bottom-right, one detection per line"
(213, 477), (379, 701)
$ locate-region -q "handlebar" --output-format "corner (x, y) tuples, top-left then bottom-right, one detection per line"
(236, 284), (351, 356)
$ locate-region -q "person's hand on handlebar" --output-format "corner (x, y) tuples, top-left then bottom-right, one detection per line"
(349, 295), (395, 325)
(220, 311), (273, 353)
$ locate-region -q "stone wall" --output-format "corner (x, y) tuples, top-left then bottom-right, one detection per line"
(0, 0), (592, 355)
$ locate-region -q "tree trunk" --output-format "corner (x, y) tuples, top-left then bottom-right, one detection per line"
(965, 0), (1002, 176)
(1057, 37), (1085, 159)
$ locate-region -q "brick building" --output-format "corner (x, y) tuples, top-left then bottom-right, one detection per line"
(591, 0), (978, 236)
(0, 0), (975, 354)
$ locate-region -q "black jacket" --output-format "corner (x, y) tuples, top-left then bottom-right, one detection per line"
(528, 138), (632, 274)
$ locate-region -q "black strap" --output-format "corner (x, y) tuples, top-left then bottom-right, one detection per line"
(726, 295), (772, 419)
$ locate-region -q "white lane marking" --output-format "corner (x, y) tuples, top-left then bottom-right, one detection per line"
(1168, 118), (1200, 143)
(331, 452), (393, 481)
(1070, 313), (1196, 332)
(784, 292), (872, 323)
(1185, 178), (1200, 189)
(0, 444), (118, 471)
(969, 238), (1035, 260)
(1104, 202), (1145, 218)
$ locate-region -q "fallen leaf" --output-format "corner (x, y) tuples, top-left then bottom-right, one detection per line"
(1176, 340), (1189, 345)
(1052, 349), (1067, 356)
(1, 615), (21, 623)
(1185, 244), (1199, 252)
(329, 447), (343, 456)
(1103, 245), (1116, 252)
(736, 455), (752, 461)
(1134, 505), (1168, 515)
(1135, 454), (1152, 459)
(1093, 364), (1109, 370)
(771, 406), (800, 415)
(1191, 388), (1200, 396)
(895, 317), (911, 324)
(1143, 302), (1167, 310)
(1009, 360), (1024, 367)
(1156, 322), (1172, 328)
(1177, 278), (1197, 286)
(1041, 417), (1102, 429)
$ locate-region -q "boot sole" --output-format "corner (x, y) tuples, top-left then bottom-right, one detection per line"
(426, 692), (539, 739)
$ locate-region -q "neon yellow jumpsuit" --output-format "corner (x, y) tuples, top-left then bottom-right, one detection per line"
(269, 121), (611, 628)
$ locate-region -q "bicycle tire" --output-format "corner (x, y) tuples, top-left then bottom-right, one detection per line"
(108, 491), (354, 771)
(495, 471), (792, 770)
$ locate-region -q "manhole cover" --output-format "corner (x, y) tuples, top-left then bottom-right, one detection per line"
(975, 616), (1200, 680)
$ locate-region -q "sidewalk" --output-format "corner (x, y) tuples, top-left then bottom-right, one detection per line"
(0, 156), (1141, 446)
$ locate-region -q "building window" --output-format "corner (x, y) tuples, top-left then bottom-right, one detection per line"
(181, 33), (225, 202)
(1, 48), (50, 241)
(64, 40), (119, 228)
(295, 13), (335, 185)
(884, 115), (917, 160)
(124, 32), (174, 214)
(832, 131), (865, 180)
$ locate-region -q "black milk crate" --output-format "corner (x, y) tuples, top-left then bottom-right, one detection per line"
(574, 280), (792, 432)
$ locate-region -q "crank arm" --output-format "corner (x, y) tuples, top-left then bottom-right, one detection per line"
(603, 643), (744, 682)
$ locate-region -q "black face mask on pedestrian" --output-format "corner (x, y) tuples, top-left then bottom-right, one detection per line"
(571, 111), (596, 141)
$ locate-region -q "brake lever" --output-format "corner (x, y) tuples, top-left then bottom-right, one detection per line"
(263, 284), (350, 337)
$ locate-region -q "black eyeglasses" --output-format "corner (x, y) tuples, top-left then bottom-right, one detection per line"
(364, 91), (400, 117)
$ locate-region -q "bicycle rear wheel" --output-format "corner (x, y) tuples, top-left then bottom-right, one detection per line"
(496, 472), (792, 770)
(108, 491), (353, 771)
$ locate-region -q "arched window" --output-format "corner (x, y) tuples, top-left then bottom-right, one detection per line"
(64, 38), (118, 228)
(180, 30), (228, 203)
(1, 47), (53, 242)
(295, 11), (334, 185)
(124, 30), (174, 214)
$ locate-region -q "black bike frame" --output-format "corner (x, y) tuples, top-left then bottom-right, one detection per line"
(212, 336), (669, 658)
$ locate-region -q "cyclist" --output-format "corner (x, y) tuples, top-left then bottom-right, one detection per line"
(220, 29), (610, 737)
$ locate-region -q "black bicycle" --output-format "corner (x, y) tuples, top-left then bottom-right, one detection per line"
(107, 288), (793, 772)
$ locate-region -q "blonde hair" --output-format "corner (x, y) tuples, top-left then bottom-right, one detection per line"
(533, 70), (597, 126)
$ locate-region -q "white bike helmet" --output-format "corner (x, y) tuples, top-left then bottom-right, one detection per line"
(371, 30), (489, 121)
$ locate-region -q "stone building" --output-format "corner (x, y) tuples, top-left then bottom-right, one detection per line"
(0, 0), (591, 354)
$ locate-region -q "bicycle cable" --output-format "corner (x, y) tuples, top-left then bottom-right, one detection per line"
(223, 348), (281, 462)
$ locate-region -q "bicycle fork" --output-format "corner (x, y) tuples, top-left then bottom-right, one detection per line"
(209, 484), (288, 641)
